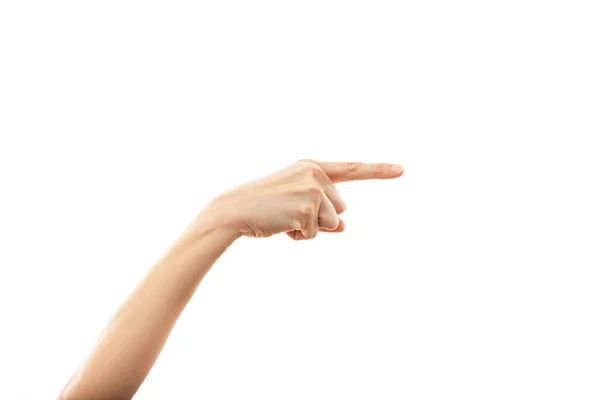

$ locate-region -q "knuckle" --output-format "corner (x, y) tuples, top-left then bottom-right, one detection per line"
(312, 166), (328, 181)
(296, 162), (330, 184)
(296, 161), (320, 177)
(306, 163), (323, 176)
(305, 186), (322, 199)
(346, 162), (362, 175)
(374, 163), (385, 175)
(295, 159), (318, 172)
(296, 158), (315, 165)
(300, 204), (314, 217)
(337, 202), (347, 214)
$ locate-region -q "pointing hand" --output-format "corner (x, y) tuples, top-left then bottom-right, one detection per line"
(205, 159), (404, 240)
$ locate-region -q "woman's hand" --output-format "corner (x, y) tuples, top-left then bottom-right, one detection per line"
(204, 159), (404, 240)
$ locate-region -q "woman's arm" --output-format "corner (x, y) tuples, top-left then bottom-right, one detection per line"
(58, 159), (403, 399)
(58, 210), (240, 400)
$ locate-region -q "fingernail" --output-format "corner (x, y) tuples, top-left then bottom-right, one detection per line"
(390, 164), (404, 174)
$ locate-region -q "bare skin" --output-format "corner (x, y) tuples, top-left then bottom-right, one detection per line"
(58, 159), (404, 400)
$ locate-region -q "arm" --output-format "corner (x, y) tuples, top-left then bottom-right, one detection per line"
(58, 159), (403, 399)
(58, 210), (240, 400)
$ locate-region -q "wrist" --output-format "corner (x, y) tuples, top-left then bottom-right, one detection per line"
(193, 200), (243, 242)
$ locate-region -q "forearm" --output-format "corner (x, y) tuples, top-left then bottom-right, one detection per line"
(59, 210), (240, 400)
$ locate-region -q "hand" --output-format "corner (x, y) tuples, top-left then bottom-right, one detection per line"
(205, 159), (404, 240)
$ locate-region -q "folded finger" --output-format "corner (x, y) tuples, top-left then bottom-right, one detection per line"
(319, 218), (345, 233)
(317, 193), (340, 230)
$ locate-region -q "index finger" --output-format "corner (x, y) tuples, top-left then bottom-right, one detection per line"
(305, 160), (404, 183)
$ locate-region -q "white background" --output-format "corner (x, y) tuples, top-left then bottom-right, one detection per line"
(1, 1), (599, 399)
